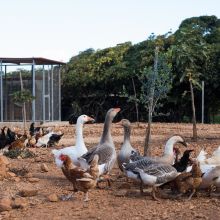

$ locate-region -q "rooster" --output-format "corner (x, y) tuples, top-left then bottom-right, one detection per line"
(59, 154), (99, 201)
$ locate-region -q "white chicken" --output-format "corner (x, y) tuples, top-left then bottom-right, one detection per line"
(35, 131), (55, 147)
(186, 147), (220, 189)
(197, 146), (220, 165)
(52, 115), (94, 168)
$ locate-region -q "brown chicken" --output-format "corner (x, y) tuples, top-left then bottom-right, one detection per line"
(170, 161), (203, 200)
(59, 154), (99, 201)
(8, 133), (28, 150)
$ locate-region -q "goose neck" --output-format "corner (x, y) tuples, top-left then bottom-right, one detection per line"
(164, 139), (176, 155)
(100, 114), (113, 144)
(75, 122), (85, 147)
(123, 126), (131, 143)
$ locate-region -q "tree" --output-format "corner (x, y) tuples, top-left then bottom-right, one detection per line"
(172, 25), (209, 140)
(12, 71), (35, 132)
(139, 47), (172, 156)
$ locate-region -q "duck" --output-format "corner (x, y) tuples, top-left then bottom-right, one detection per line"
(52, 115), (95, 168)
(124, 161), (179, 200)
(130, 135), (187, 165)
(78, 108), (120, 184)
(117, 119), (138, 171)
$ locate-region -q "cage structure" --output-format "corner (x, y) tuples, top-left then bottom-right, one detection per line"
(0, 57), (65, 122)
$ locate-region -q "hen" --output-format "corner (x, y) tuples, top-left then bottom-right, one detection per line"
(169, 161), (203, 200)
(173, 149), (194, 172)
(8, 133), (28, 151)
(60, 154), (99, 201)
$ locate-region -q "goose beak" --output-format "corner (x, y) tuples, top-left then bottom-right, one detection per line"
(87, 116), (95, 123)
(181, 141), (188, 147)
(114, 108), (121, 113)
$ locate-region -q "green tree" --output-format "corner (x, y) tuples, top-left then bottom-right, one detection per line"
(139, 47), (172, 156)
(172, 24), (209, 140)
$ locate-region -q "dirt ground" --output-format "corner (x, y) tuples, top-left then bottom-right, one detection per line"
(1, 122), (220, 220)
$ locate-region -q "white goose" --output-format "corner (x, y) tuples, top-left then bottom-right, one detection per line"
(52, 115), (94, 168)
(130, 135), (187, 165)
(78, 108), (120, 178)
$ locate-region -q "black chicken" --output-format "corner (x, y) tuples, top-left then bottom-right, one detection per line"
(173, 149), (194, 172)
(0, 127), (7, 150)
(48, 133), (64, 146)
(6, 128), (17, 145)
(29, 122), (42, 136)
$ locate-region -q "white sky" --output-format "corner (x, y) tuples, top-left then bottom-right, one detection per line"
(0, 0), (219, 62)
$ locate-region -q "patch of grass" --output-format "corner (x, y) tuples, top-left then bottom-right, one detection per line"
(4, 148), (35, 159)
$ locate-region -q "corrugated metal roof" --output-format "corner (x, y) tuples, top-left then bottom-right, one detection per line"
(0, 57), (66, 65)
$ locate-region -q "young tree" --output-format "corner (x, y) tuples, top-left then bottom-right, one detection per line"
(172, 26), (208, 141)
(139, 47), (172, 156)
(12, 71), (35, 132)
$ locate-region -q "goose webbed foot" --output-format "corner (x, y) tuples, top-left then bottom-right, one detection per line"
(152, 186), (160, 201)
(140, 180), (144, 195)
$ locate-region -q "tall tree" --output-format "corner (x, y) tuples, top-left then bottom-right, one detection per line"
(172, 25), (209, 140)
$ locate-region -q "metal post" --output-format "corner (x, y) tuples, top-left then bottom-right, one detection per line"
(32, 59), (36, 122)
(42, 65), (45, 122)
(201, 81), (204, 123)
(4, 66), (7, 120)
(51, 65), (54, 121)
(48, 65), (51, 121)
(0, 60), (3, 122)
(58, 65), (61, 121)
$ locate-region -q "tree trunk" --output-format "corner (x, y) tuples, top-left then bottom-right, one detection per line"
(19, 71), (26, 133)
(143, 47), (159, 156)
(189, 80), (197, 141)
(144, 109), (152, 156)
(131, 77), (139, 127)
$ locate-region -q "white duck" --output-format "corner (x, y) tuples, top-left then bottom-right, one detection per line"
(78, 108), (120, 178)
(52, 115), (94, 168)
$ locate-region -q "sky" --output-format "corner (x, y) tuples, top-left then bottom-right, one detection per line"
(0, 0), (220, 63)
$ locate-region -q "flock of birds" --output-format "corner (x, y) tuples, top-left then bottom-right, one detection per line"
(51, 108), (220, 201)
(1, 108), (220, 202)
(0, 123), (64, 151)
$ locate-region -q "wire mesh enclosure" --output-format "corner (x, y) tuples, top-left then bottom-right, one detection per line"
(0, 57), (65, 122)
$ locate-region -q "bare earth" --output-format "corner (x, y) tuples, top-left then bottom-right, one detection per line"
(1, 122), (220, 220)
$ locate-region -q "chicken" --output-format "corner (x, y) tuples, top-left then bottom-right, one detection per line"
(169, 161), (203, 200)
(8, 133), (28, 151)
(47, 133), (64, 146)
(60, 154), (99, 201)
(173, 149), (194, 172)
(35, 132), (55, 147)
(0, 127), (8, 150)
(29, 122), (42, 136)
(197, 146), (220, 165)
